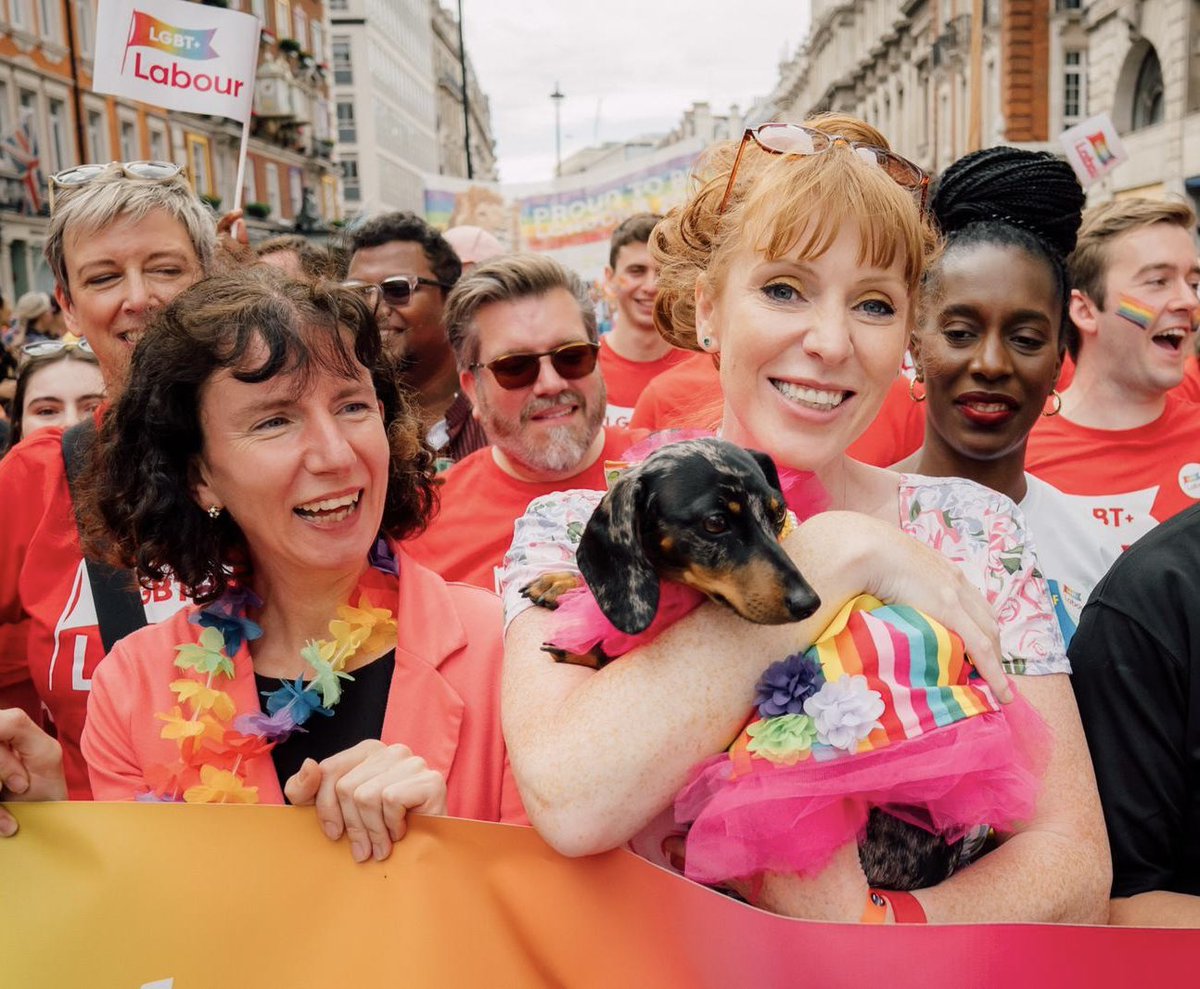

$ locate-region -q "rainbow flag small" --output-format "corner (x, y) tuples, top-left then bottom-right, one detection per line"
(1116, 294), (1156, 329)
(128, 10), (218, 60)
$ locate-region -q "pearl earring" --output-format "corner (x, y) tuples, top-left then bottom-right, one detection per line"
(207, 505), (223, 519)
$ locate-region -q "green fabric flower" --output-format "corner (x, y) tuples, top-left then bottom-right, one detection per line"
(745, 714), (817, 766)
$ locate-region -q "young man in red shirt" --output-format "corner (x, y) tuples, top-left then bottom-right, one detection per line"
(598, 213), (688, 426)
(1026, 198), (1200, 568)
(404, 255), (643, 590)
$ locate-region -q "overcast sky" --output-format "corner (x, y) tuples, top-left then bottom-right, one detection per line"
(459, 1), (813, 184)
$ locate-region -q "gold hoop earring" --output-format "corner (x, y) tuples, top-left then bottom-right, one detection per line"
(908, 376), (926, 403)
(1042, 390), (1062, 417)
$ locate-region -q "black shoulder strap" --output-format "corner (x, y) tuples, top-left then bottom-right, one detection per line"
(62, 420), (148, 653)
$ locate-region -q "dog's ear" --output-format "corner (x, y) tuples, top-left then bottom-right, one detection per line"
(576, 471), (660, 635)
(746, 448), (784, 495)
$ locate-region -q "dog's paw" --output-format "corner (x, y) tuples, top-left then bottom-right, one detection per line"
(540, 643), (610, 670)
(521, 571), (584, 609)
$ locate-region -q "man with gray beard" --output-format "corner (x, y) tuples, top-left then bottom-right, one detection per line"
(403, 254), (645, 590)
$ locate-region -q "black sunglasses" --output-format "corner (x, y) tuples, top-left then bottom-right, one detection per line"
(343, 274), (452, 309)
(469, 341), (600, 390)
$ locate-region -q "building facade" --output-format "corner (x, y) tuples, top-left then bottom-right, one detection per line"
(763, 0), (1200, 210)
(329, 0), (438, 215)
(0, 0), (340, 300)
(430, 0), (496, 181)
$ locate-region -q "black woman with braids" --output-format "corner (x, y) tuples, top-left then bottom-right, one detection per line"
(896, 146), (1092, 643)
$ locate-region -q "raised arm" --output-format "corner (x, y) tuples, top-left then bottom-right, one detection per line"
(502, 510), (1006, 857)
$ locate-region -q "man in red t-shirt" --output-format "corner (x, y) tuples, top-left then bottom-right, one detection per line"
(404, 254), (643, 590)
(1026, 198), (1200, 565)
(598, 214), (689, 426)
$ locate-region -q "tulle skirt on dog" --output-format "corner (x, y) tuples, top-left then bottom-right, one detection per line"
(673, 595), (1051, 884)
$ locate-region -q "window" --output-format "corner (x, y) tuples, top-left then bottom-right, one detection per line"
(148, 123), (167, 162)
(1063, 51), (1084, 125)
(332, 39), (352, 84)
(0, 82), (10, 137)
(336, 101), (355, 142)
(47, 99), (67, 171)
(36, 0), (57, 39)
(273, 0), (289, 38)
(1131, 47), (1165, 130)
(251, 0), (266, 26)
(265, 162), (281, 215)
(329, 0), (347, 11)
(10, 0), (30, 32)
(243, 157), (257, 206)
(341, 156), (359, 201)
(310, 21), (323, 62)
(75, 0), (93, 56)
(119, 119), (137, 161)
(288, 166), (302, 216)
(185, 132), (213, 195)
(321, 173), (338, 219)
(292, 6), (306, 49)
(85, 109), (107, 161)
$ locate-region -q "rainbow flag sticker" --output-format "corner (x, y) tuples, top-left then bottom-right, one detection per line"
(127, 10), (218, 61)
(1116, 294), (1156, 329)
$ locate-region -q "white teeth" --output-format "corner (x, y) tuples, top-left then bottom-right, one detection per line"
(966, 402), (1010, 413)
(296, 492), (360, 513)
(772, 380), (847, 409)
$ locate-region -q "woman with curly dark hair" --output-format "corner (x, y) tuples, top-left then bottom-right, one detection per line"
(0, 269), (523, 860)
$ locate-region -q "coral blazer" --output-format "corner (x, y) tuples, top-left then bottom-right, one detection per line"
(81, 550), (526, 825)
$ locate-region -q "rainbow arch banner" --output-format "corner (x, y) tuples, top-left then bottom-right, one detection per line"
(1, 802), (1197, 987)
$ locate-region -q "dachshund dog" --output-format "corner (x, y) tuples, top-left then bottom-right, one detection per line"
(522, 438), (820, 669)
(523, 437), (964, 891)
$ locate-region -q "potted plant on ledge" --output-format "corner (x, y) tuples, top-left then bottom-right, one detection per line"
(244, 202), (272, 220)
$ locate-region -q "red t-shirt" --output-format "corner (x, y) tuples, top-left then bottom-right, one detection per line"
(629, 357), (924, 468)
(0, 426), (189, 797)
(598, 337), (690, 427)
(1056, 352), (1200, 402)
(404, 426), (644, 591)
(1026, 395), (1200, 558)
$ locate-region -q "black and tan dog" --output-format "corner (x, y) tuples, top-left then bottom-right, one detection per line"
(522, 438), (819, 669)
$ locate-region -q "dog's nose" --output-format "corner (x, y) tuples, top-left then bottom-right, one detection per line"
(786, 582), (820, 620)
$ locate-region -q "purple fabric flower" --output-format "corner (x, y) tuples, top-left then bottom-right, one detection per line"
(754, 652), (825, 718)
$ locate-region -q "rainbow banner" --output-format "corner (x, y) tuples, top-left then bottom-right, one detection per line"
(1, 803), (1197, 987)
(128, 10), (218, 60)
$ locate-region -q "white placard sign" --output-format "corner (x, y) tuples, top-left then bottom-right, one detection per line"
(1059, 113), (1129, 188)
(93, 0), (259, 123)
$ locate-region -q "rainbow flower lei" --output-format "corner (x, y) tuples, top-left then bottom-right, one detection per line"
(145, 544), (399, 804)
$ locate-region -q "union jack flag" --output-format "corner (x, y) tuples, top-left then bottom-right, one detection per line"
(0, 112), (44, 214)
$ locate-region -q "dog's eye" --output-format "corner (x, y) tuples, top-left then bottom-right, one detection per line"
(703, 514), (729, 534)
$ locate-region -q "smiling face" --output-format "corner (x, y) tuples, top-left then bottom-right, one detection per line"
(346, 240), (452, 383)
(607, 241), (659, 336)
(192, 343), (391, 583)
(1076, 222), (1200, 397)
(19, 355), (106, 437)
(698, 222), (911, 472)
(56, 209), (203, 385)
(916, 242), (1062, 464)
(461, 287), (606, 477)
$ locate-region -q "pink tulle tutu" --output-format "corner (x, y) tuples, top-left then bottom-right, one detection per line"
(674, 691), (1050, 883)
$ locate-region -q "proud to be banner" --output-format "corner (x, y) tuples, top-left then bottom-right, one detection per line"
(93, 0), (260, 123)
(2, 803), (1197, 987)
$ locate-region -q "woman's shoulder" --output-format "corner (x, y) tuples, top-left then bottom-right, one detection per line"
(92, 606), (204, 693)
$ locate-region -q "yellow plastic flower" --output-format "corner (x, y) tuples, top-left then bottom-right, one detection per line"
(183, 764), (259, 804)
(336, 595), (396, 654)
(169, 680), (236, 721)
(156, 706), (208, 741)
(325, 621), (370, 666)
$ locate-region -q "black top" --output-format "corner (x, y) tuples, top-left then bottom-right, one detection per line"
(1069, 503), (1200, 898)
(256, 649), (395, 798)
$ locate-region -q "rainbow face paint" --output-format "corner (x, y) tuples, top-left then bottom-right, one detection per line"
(1115, 294), (1156, 330)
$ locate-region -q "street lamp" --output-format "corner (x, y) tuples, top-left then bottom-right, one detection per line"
(550, 82), (564, 178)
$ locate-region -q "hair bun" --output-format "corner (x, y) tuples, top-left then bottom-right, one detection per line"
(929, 147), (1085, 259)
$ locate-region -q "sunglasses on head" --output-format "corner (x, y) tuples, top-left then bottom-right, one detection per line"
(21, 336), (93, 359)
(469, 341), (600, 390)
(719, 124), (930, 214)
(343, 274), (452, 309)
(49, 161), (184, 213)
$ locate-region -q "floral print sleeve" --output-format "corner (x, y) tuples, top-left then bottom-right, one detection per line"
(899, 474), (1069, 677)
(498, 489), (604, 629)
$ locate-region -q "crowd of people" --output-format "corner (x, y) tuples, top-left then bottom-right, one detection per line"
(1, 111), (1199, 931)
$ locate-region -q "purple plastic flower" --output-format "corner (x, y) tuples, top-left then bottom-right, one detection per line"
(235, 710), (302, 743)
(754, 652), (825, 718)
(369, 538), (399, 576)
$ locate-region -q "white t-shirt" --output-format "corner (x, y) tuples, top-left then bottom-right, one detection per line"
(1019, 472), (1119, 644)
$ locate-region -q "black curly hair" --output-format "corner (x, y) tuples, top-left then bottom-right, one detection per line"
(345, 211), (462, 290)
(926, 146), (1085, 355)
(78, 268), (438, 602)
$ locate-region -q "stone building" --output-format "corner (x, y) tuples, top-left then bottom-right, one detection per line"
(763, 0), (1200, 209)
(430, 0), (496, 181)
(0, 0), (340, 299)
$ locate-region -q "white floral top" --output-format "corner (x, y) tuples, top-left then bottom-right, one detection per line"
(499, 473), (1069, 677)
